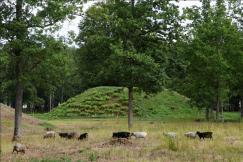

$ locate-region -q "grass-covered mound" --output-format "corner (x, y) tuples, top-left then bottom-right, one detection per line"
(0, 103), (44, 135)
(46, 86), (201, 119)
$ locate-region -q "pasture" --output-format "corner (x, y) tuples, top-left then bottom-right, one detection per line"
(2, 119), (243, 162)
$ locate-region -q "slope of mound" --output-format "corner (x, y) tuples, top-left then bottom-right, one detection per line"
(49, 86), (132, 118)
(48, 86), (201, 119)
(0, 103), (44, 135)
(135, 90), (201, 120)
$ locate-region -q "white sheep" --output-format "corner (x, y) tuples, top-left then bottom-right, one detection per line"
(12, 143), (26, 154)
(163, 132), (176, 138)
(131, 132), (147, 138)
(184, 131), (197, 139)
(43, 131), (56, 139)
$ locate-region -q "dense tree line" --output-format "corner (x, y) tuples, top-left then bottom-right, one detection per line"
(0, 0), (243, 139)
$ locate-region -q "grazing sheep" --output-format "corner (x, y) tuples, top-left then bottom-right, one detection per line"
(131, 132), (147, 138)
(78, 133), (88, 140)
(196, 131), (213, 140)
(112, 132), (131, 139)
(184, 132), (197, 139)
(67, 132), (78, 139)
(163, 132), (176, 138)
(12, 143), (26, 154)
(43, 131), (55, 139)
(59, 132), (69, 138)
(58, 132), (77, 139)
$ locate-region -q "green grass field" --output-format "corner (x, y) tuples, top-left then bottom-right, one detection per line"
(2, 118), (243, 162)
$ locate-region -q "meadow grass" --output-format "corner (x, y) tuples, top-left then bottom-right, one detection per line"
(2, 118), (243, 162)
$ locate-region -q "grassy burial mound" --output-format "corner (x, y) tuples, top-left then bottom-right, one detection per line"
(48, 86), (201, 119)
(0, 103), (44, 136)
(0, 103), (47, 153)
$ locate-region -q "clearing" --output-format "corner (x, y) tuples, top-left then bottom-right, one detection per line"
(1, 117), (243, 162)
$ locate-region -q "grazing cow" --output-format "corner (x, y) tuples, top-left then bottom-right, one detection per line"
(12, 143), (26, 154)
(184, 132), (197, 139)
(43, 131), (56, 139)
(131, 132), (147, 138)
(112, 132), (131, 139)
(78, 133), (88, 140)
(196, 131), (213, 140)
(163, 132), (176, 138)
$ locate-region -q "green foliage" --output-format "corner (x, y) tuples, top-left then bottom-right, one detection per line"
(76, 0), (182, 93)
(0, 0), (83, 107)
(179, 0), (243, 120)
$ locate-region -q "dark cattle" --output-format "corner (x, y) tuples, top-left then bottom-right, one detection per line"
(59, 132), (69, 138)
(67, 132), (77, 139)
(196, 131), (213, 140)
(78, 133), (88, 140)
(59, 132), (77, 139)
(112, 132), (131, 139)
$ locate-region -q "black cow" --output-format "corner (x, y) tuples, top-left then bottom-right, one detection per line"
(196, 131), (213, 140)
(112, 132), (131, 139)
(78, 133), (88, 140)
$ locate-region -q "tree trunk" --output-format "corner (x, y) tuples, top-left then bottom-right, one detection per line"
(128, 87), (133, 130)
(61, 87), (64, 103)
(131, 0), (135, 16)
(49, 93), (52, 112)
(216, 96), (220, 121)
(13, 78), (23, 141)
(205, 107), (209, 121)
(12, 0), (24, 141)
(221, 102), (224, 122)
(240, 96), (243, 118)
(215, 77), (220, 121)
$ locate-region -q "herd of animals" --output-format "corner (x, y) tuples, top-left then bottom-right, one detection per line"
(12, 129), (213, 154)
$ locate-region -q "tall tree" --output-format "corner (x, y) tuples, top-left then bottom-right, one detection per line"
(183, 0), (243, 121)
(76, 0), (181, 129)
(0, 0), (82, 141)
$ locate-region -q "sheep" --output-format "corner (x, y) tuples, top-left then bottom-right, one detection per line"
(163, 132), (176, 138)
(78, 133), (88, 140)
(184, 132), (197, 139)
(43, 131), (55, 139)
(59, 132), (69, 138)
(196, 131), (213, 140)
(112, 132), (131, 139)
(58, 132), (77, 139)
(12, 143), (26, 154)
(67, 132), (78, 139)
(131, 132), (147, 138)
